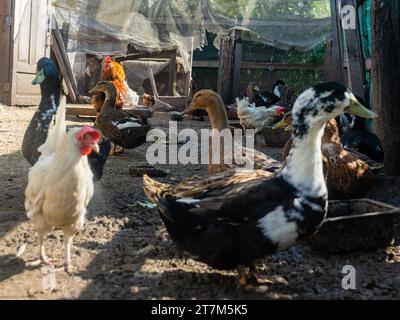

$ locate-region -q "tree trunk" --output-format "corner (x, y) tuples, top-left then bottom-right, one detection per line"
(371, 0), (400, 175)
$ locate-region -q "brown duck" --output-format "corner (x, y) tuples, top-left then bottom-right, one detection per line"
(90, 81), (150, 151)
(182, 89), (282, 175)
(273, 112), (378, 199)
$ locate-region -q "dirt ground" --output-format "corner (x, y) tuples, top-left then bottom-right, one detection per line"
(0, 104), (399, 300)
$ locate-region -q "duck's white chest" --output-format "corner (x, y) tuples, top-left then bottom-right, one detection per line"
(257, 205), (299, 251)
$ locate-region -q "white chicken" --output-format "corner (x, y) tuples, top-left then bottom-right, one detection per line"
(25, 97), (101, 272)
(236, 98), (287, 134)
(124, 80), (139, 107)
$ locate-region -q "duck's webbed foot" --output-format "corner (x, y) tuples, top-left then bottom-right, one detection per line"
(110, 143), (124, 155)
(249, 262), (274, 284)
(237, 263), (272, 286)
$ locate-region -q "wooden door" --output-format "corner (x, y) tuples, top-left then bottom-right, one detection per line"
(11, 0), (50, 105)
(0, 0), (13, 105)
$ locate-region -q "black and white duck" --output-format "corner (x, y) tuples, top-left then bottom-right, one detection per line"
(22, 57), (111, 181)
(247, 80), (285, 107)
(341, 106), (384, 163)
(22, 57), (62, 165)
(143, 82), (377, 285)
(90, 81), (151, 152)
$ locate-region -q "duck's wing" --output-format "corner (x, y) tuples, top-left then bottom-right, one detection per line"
(147, 173), (326, 269)
(143, 169), (273, 203)
(95, 114), (123, 142)
(96, 111), (148, 138)
(255, 91), (279, 106)
(238, 146), (282, 172)
(153, 174), (296, 226)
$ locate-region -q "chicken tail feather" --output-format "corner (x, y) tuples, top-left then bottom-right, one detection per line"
(38, 96), (67, 156)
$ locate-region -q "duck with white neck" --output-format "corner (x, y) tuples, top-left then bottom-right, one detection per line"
(143, 82), (377, 285)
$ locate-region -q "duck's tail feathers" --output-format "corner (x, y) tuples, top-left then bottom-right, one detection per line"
(143, 174), (172, 204)
(38, 95), (67, 156)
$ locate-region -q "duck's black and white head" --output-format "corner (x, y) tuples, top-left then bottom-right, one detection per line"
(291, 82), (376, 139)
(272, 80), (285, 98)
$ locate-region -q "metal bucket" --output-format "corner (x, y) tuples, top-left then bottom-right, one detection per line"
(308, 199), (400, 253)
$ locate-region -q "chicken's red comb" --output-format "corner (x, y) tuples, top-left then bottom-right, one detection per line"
(104, 56), (112, 69)
(76, 126), (101, 142)
(276, 106), (287, 115)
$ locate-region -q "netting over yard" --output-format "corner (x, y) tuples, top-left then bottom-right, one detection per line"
(54, 0), (331, 68)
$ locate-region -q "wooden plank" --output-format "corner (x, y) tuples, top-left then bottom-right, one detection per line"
(138, 96), (187, 109)
(66, 104), (95, 116)
(184, 36), (194, 97)
(52, 18), (79, 102)
(323, 40), (334, 80)
(193, 60), (323, 70)
(66, 104), (152, 118)
(147, 66), (159, 100)
(330, 0), (344, 83)
(168, 50), (177, 96)
(341, 0), (366, 98)
(232, 29), (243, 100)
(371, 0), (400, 175)
(217, 34), (234, 103)
(114, 49), (178, 62)
(192, 60), (219, 68)
(242, 62), (323, 70)
(0, 0), (12, 104)
(51, 39), (77, 103)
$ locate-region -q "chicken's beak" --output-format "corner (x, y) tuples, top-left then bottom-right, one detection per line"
(272, 118), (287, 130)
(90, 142), (100, 154)
(347, 93), (377, 119)
(182, 102), (197, 115)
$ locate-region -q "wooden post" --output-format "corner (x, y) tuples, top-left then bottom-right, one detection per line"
(232, 29), (243, 101)
(329, 0), (344, 83)
(341, 0), (366, 98)
(217, 34), (234, 103)
(217, 28), (242, 103)
(51, 18), (79, 103)
(168, 49), (177, 96)
(184, 37), (194, 98)
(51, 36), (77, 103)
(147, 65), (159, 100)
(371, 0), (400, 175)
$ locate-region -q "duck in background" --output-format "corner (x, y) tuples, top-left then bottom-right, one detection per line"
(22, 57), (111, 182)
(22, 58), (62, 165)
(340, 96), (384, 163)
(181, 89), (281, 174)
(246, 80), (285, 107)
(90, 81), (151, 153)
(143, 82), (377, 285)
(273, 111), (380, 199)
(237, 98), (287, 134)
